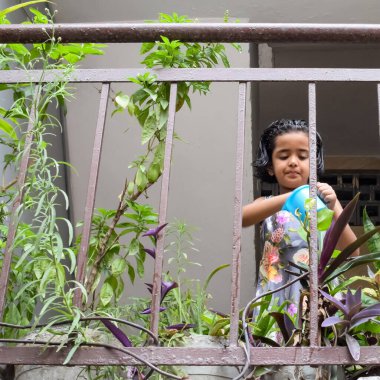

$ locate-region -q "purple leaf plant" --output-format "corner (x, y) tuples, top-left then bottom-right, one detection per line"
(143, 248), (156, 259)
(101, 223), (175, 378)
(318, 194), (380, 284)
(141, 280), (178, 314)
(142, 223), (168, 243)
(141, 223), (169, 260)
(166, 323), (196, 331)
(100, 318), (133, 347)
(320, 288), (380, 360)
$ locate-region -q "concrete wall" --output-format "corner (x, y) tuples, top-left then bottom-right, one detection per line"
(53, 0), (380, 24)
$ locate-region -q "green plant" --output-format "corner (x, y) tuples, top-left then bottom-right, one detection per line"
(82, 12), (241, 310)
(244, 195), (380, 379)
(1, 5), (240, 379)
(0, 5), (105, 340)
(100, 220), (230, 380)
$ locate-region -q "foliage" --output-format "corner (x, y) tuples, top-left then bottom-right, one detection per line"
(0, 5), (240, 379)
(0, 5), (104, 339)
(321, 287), (380, 360)
(249, 193), (380, 374)
(78, 10), (238, 376)
(101, 221), (230, 379)
(319, 194), (380, 285)
(318, 201), (380, 366)
(363, 206), (380, 271)
(81, 12), (240, 310)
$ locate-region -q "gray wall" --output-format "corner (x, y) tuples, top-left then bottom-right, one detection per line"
(53, 0), (380, 24)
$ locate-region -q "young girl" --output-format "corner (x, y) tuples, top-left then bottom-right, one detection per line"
(243, 119), (358, 316)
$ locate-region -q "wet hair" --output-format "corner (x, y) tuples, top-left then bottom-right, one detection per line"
(254, 119), (324, 183)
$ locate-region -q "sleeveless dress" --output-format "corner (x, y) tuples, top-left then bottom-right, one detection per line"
(256, 209), (308, 316)
(256, 210), (344, 380)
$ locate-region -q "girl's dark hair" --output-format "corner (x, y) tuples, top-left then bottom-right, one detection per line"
(254, 119), (324, 183)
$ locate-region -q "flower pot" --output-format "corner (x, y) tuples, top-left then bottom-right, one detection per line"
(15, 365), (87, 380)
(179, 334), (239, 379)
(14, 328), (118, 380)
(262, 364), (345, 380)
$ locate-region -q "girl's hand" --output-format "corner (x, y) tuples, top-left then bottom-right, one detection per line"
(317, 182), (337, 210)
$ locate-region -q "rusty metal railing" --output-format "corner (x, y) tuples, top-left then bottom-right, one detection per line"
(2, 23), (380, 43)
(1, 24), (380, 372)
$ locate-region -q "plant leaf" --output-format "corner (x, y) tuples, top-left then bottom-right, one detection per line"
(319, 289), (348, 317)
(321, 227), (380, 283)
(346, 288), (362, 318)
(251, 334), (280, 347)
(350, 303), (380, 329)
(321, 316), (348, 327)
(63, 340), (81, 365)
(324, 252), (380, 284)
(111, 257), (127, 276)
(363, 207), (380, 262)
(317, 208), (334, 231)
(319, 194), (359, 276)
(0, 118), (17, 140)
(115, 93), (130, 109)
(320, 194), (359, 269)
(100, 281), (114, 306)
(330, 275), (374, 296)
(101, 318), (132, 347)
(0, 0), (47, 17)
(140, 42), (155, 55)
(269, 312), (295, 343)
(141, 114), (157, 145)
(203, 263), (230, 291)
(345, 333), (361, 361)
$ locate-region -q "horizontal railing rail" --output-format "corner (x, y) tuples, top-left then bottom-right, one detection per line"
(0, 346), (379, 366)
(3, 68), (380, 83)
(2, 23), (380, 43)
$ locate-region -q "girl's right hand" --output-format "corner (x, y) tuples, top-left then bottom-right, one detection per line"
(317, 182), (337, 210)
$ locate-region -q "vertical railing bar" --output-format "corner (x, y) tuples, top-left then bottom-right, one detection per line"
(308, 82), (319, 347)
(74, 82), (110, 308)
(377, 84), (380, 138)
(0, 86), (40, 319)
(150, 82), (177, 337)
(229, 82), (247, 345)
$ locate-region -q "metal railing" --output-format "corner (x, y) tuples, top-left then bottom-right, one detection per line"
(0, 23), (380, 372)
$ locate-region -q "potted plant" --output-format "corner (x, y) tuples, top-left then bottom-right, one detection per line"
(113, 219), (236, 379)
(246, 195), (380, 380)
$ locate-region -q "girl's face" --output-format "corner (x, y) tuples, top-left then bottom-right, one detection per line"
(269, 131), (310, 194)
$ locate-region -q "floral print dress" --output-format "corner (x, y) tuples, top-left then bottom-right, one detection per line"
(257, 210), (345, 380)
(257, 209), (309, 316)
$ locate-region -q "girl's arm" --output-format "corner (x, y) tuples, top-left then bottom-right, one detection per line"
(317, 182), (359, 256)
(242, 192), (291, 227)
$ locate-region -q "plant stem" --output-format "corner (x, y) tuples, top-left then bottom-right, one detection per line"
(84, 179), (156, 296)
